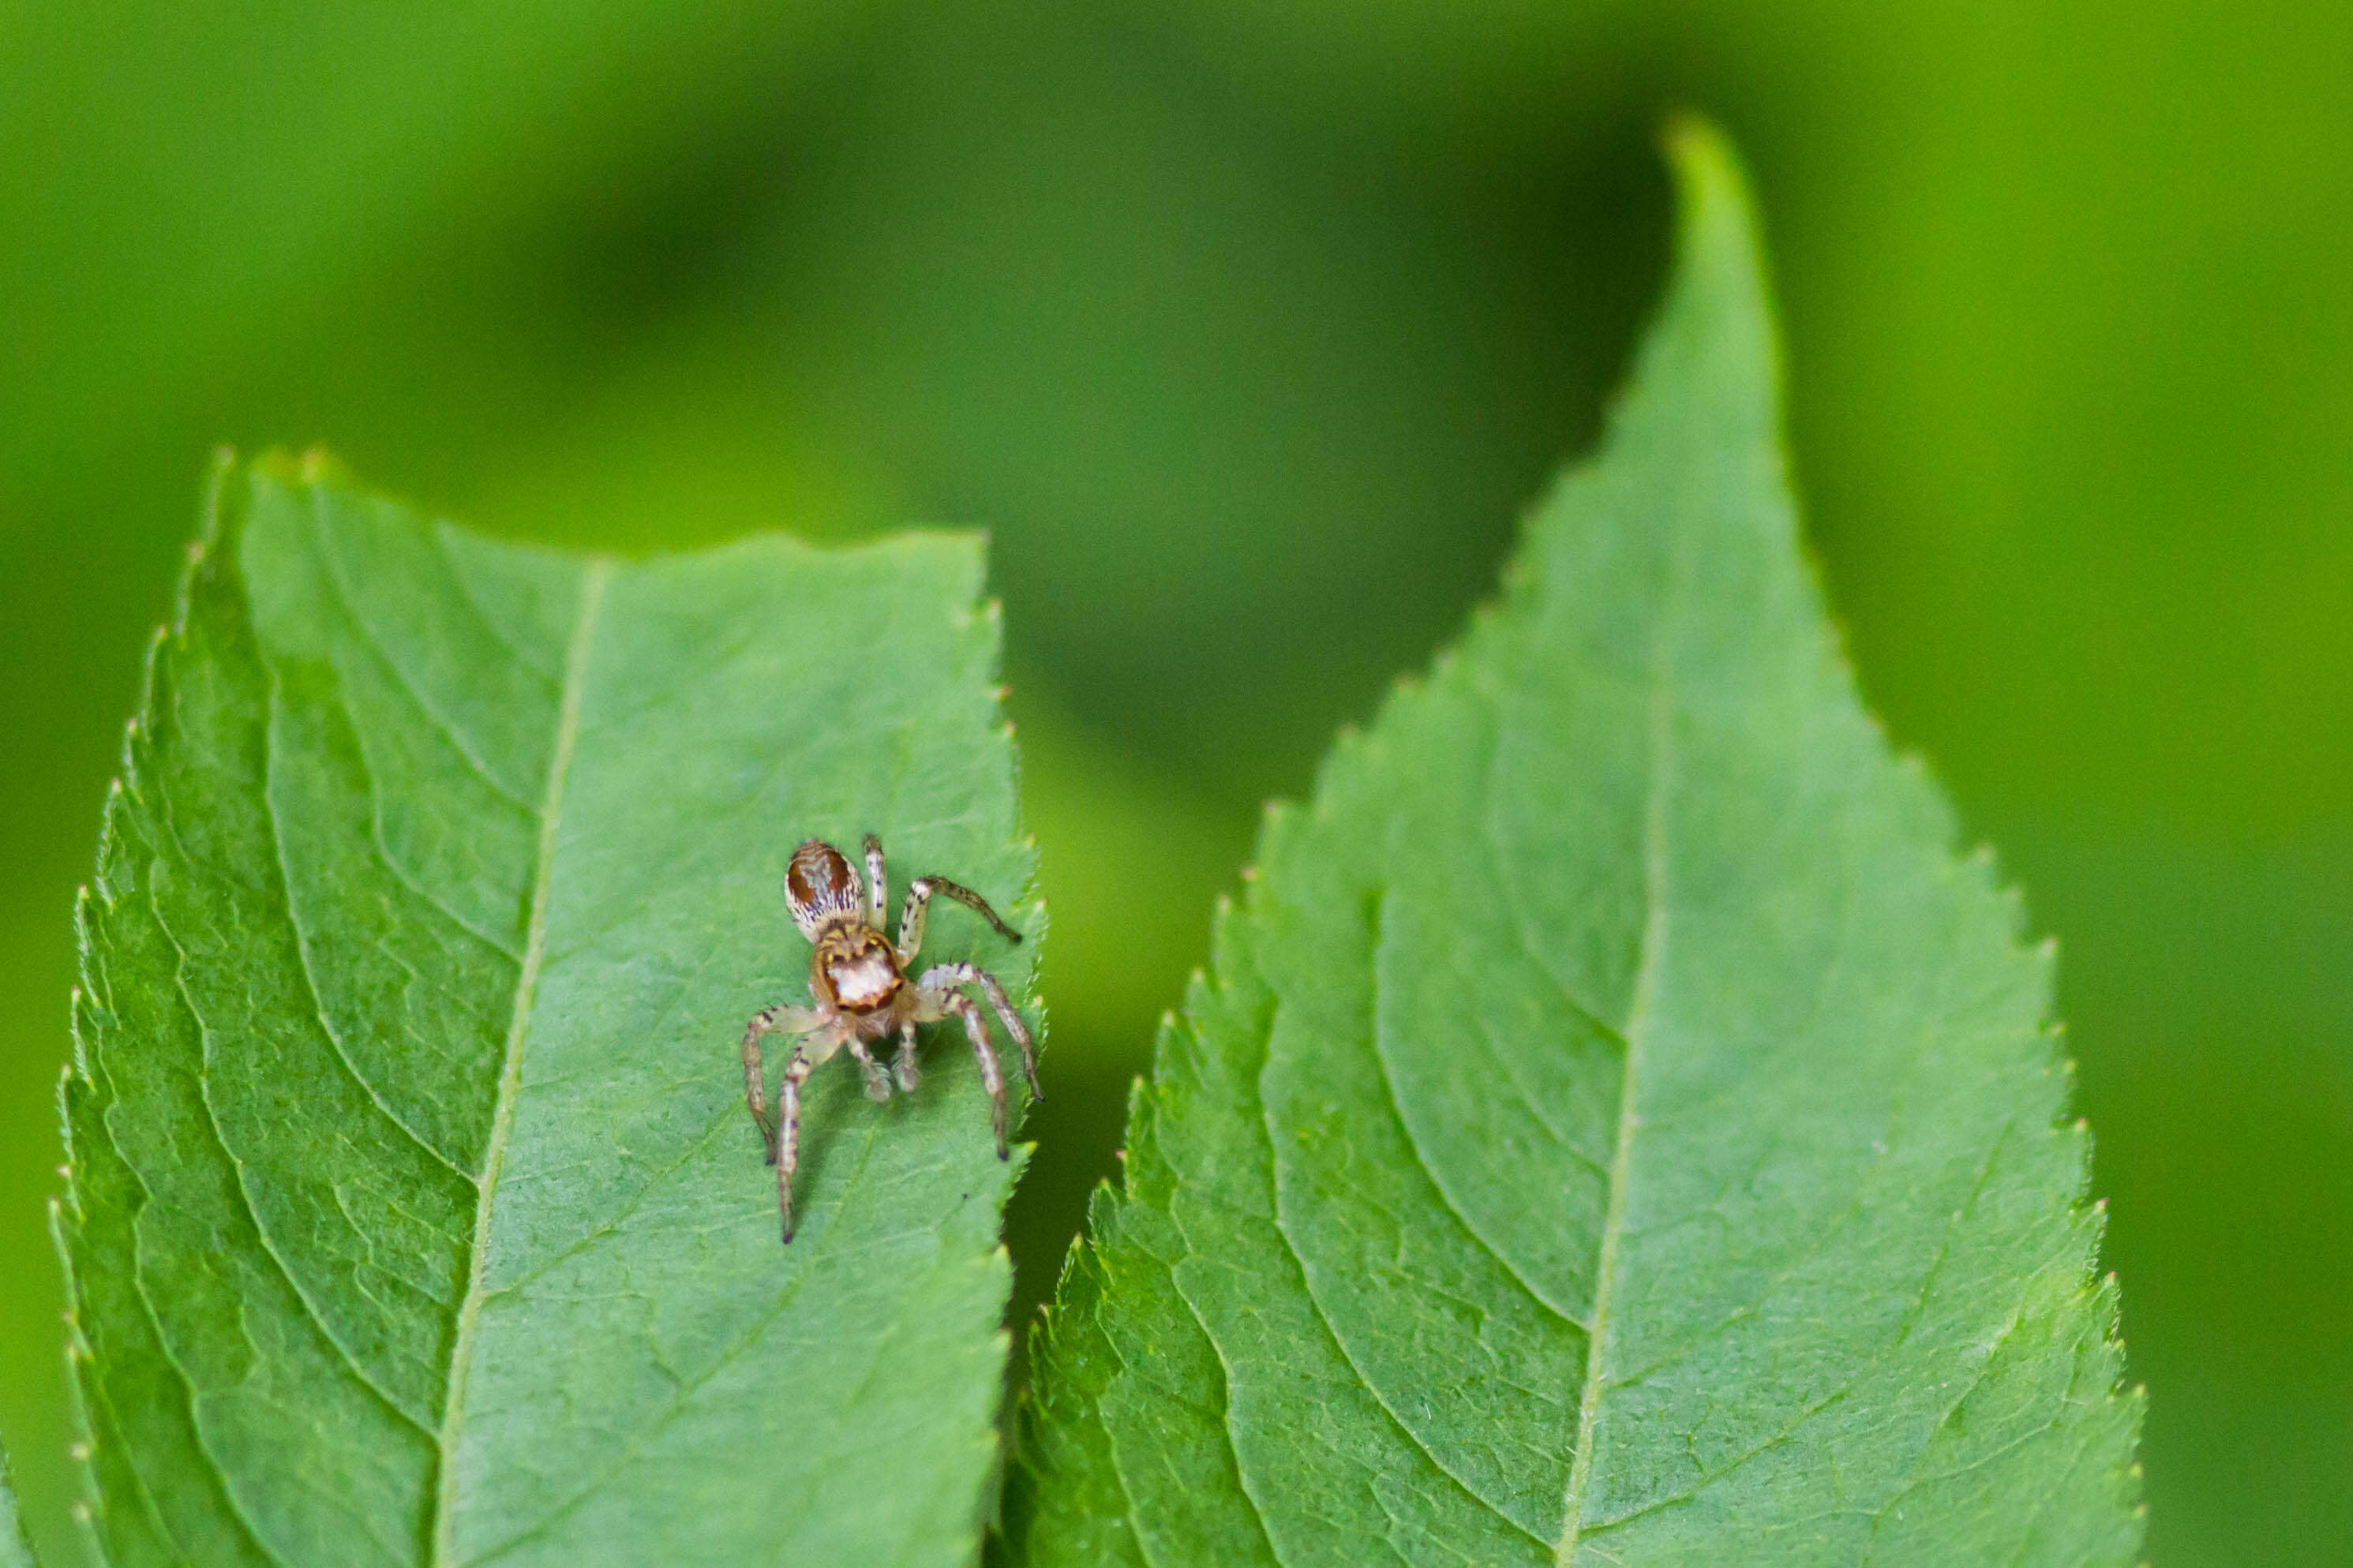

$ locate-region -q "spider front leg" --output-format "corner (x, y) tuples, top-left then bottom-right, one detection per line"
(896, 874), (1024, 964)
(775, 1046), (818, 1243)
(741, 1003), (822, 1163)
(861, 833), (889, 930)
(920, 962), (1040, 1103)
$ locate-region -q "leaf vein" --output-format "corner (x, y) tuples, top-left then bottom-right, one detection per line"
(304, 486), (543, 814)
(1557, 468), (1695, 1563)
(259, 675), (478, 1184)
(1366, 885), (1594, 1333)
(1263, 1001), (1556, 1553)
(79, 975), (281, 1568)
(137, 770), (445, 1449)
(462, 1115), (889, 1566)
(429, 556), (608, 1566)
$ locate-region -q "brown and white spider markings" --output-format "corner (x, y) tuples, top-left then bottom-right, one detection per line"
(740, 834), (1039, 1242)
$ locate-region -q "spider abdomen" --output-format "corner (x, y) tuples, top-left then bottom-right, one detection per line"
(785, 839), (865, 938)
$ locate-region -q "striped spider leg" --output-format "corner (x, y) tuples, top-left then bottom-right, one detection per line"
(738, 834), (1038, 1242)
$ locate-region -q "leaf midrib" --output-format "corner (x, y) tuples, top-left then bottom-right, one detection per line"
(429, 557), (610, 1567)
(1556, 478), (1693, 1565)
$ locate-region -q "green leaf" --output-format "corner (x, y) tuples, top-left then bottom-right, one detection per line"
(0, 1441), (36, 1568)
(1004, 120), (2144, 1567)
(59, 457), (1038, 1566)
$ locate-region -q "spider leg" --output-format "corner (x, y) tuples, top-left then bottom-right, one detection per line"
(775, 1046), (817, 1243)
(893, 1019), (920, 1094)
(920, 962), (1040, 1103)
(741, 1003), (822, 1163)
(896, 875), (1023, 964)
(861, 833), (888, 930)
(935, 991), (1010, 1158)
(845, 1035), (892, 1102)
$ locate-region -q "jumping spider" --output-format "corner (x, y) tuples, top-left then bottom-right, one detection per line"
(740, 834), (1039, 1242)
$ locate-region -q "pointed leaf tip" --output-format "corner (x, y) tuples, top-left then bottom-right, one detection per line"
(1006, 119), (2139, 1568)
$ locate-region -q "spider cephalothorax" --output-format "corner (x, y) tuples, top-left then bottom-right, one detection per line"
(740, 834), (1038, 1242)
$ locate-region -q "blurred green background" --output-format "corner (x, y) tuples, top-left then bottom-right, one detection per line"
(3, 2), (2347, 1562)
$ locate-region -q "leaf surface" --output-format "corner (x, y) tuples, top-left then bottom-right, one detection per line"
(61, 458), (1037, 1567)
(1006, 122), (2144, 1568)
(1, 1443), (33, 1568)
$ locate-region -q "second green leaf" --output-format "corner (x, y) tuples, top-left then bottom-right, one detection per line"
(1006, 121), (2143, 1568)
